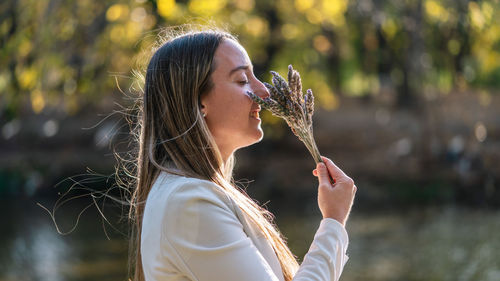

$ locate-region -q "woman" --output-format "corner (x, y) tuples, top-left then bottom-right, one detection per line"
(128, 28), (356, 281)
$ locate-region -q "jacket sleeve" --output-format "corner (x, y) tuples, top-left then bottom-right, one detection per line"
(163, 180), (349, 281)
(293, 218), (349, 281)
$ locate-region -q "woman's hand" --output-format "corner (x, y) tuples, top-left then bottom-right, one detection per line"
(312, 156), (356, 226)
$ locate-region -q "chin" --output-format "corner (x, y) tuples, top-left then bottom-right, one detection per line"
(254, 128), (264, 142)
(243, 129), (264, 147)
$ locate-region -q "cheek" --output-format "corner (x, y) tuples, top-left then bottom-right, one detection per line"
(209, 84), (235, 107)
(206, 84), (252, 124)
(216, 87), (250, 111)
(214, 101), (250, 132)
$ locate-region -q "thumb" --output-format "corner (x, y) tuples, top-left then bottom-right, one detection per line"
(316, 163), (331, 187)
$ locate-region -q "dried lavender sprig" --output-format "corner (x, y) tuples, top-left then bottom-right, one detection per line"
(246, 65), (323, 164)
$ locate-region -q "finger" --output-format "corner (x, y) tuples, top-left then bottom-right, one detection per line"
(312, 169), (318, 177)
(321, 156), (348, 179)
(316, 163), (332, 187)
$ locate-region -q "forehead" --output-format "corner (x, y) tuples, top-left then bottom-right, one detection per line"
(213, 39), (251, 72)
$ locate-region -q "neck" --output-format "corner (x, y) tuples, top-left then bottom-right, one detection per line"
(220, 149), (232, 167)
(215, 139), (236, 167)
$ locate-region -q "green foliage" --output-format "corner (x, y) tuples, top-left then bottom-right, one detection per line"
(1, 0), (500, 117)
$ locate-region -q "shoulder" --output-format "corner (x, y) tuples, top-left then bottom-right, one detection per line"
(144, 172), (236, 230)
(157, 172), (232, 207)
(158, 173), (246, 247)
(153, 172), (237, 226)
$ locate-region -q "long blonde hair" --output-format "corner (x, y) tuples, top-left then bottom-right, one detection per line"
(124, 27), (299, 281)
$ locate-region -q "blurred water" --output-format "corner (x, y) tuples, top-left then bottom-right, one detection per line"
(0, 198), (128, 281)
(281, 207), (500, 281)
(1, 198), (499, 281)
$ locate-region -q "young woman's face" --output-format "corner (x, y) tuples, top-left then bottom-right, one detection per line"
(201, 39), (269, 160)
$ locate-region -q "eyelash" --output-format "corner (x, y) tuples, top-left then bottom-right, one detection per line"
(238, 80), (249, 85)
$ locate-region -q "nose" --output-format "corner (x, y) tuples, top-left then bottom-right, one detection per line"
(254, 79), (270, 99)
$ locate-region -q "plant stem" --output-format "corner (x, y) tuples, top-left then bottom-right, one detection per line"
(308, 135), (322, 164)
(298, 130), (322, 164)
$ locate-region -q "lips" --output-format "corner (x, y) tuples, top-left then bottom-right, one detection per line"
(250, 107), (261, 119)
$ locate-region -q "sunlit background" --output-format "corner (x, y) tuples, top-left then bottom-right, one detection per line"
(1, 0), (499, 280)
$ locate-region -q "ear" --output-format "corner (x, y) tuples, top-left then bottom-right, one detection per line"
(200, 92), (210, 116)
(200, 104), (207, 117)
(199, 96), (207, 117)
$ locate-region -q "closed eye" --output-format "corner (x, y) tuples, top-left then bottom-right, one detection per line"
(238, 80), (249, 85)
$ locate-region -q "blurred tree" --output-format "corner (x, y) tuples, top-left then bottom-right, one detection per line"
(1, 0), (499, 120)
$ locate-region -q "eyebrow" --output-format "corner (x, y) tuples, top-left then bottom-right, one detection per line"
(228, 65), (251, 77)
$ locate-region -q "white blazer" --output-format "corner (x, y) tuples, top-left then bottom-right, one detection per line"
(141, 171), (349, 281)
